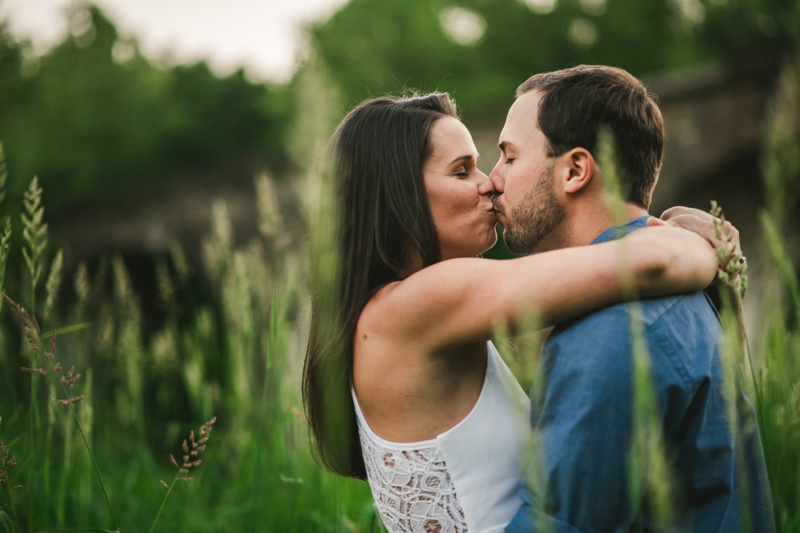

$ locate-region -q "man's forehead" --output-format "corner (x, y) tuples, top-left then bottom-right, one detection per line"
(500, 90), (542, 146)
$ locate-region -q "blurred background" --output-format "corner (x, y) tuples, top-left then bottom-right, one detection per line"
(0, 0), (798, 531)
(0, 0), (796, 320)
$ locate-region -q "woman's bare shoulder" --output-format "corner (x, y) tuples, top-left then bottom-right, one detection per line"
(354, 281), (430, 379)
(358, 259), (484, 328)
(356, 280), (410, 338)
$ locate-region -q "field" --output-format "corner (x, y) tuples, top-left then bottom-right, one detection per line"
(0, 62), (799, 533)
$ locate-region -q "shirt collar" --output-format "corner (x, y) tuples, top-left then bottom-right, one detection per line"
(590, 216), (652, 245)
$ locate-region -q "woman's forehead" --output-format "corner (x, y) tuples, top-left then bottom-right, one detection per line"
(428, 117), (478, 164)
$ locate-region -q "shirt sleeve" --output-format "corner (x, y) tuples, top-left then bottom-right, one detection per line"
(506, 304), (690, 533)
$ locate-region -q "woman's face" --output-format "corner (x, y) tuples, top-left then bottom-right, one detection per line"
(423, 117), (498, 260)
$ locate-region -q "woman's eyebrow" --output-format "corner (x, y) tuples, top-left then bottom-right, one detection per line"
(448, 153), (478, 165)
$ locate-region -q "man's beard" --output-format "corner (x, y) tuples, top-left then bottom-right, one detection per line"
(502, 163), (566, 254)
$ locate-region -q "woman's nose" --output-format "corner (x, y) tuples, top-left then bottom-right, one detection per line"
(477, 170), (496, 196)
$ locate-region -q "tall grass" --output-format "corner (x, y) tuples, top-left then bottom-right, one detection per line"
(0, 60), (378, 532)
(752, 50), (800, 532)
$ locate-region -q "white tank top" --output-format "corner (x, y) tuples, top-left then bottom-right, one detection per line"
(352, 341), (531, 533)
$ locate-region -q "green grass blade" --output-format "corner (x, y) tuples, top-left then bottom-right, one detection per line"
(760, 212), (800, 322)
(38, 323), (92, 340)
(248, 290), (279, 532)
(0, 511), (18, 533)
(61, 388), (119, 532)
(36, 527), (119, 533)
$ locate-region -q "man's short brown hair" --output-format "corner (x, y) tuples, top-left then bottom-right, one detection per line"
(517, 65), (665, 210)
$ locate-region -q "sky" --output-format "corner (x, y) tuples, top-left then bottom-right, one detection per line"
(0, 0), (350, 83)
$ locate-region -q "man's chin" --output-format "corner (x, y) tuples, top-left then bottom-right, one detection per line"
(502, 228), (533, 254)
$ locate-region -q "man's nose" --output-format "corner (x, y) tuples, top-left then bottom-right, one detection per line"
(489, 160), (505, 193)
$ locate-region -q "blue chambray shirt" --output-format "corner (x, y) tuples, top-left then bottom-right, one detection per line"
(506, 217), (775, 533)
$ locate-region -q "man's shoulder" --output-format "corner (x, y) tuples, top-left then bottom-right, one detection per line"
(546, 291), (721, 387)
(553, 290), (718, 336)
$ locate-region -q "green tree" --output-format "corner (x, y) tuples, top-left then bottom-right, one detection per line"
(0, 6), (292, 209)
(311, 0), (792, 118)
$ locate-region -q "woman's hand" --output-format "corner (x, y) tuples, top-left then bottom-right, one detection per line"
(648, 207), (748, 356)
(647, 206), (743, 275)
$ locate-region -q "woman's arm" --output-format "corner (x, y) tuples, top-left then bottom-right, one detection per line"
(364, 225), (717, 352)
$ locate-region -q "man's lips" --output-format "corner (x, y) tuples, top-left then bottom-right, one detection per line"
(491, 197), (501, 211)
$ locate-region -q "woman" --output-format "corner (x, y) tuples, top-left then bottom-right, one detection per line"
(303, 93), (724, 532)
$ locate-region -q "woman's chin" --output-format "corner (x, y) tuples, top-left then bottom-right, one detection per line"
(487, 227), (499, 250)
(478, 236), (498, 256)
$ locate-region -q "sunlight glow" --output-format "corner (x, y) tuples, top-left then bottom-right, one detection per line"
(523, 0), (558, 15)
(567, 18), (599, 49)
(439, 7), (487, 46)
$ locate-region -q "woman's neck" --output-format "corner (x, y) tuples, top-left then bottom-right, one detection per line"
(398, 249), (425, 280)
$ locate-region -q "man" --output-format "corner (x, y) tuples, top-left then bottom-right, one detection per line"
(489, 65), (775, 532)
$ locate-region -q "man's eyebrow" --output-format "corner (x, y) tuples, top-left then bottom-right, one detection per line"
(498, 141), (515, 152)
(448, 153), (479, 165)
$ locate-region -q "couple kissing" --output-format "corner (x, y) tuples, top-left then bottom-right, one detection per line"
(303, 65), (775, 533)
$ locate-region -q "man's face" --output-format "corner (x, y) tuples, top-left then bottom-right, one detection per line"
(490, 90), (566, 254)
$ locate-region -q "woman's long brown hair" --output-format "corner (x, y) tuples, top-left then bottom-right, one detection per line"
(302, 93), (458, 478)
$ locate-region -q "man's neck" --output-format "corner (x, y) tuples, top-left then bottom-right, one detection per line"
(555, 201), (649, 249)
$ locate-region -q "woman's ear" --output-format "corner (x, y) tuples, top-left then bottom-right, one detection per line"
(563, 148), (594, 194)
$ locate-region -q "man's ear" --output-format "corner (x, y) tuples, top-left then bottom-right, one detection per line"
(562, 148), (594, 194)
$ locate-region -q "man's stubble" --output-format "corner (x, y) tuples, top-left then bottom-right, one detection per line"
(501, 162), (567, 254)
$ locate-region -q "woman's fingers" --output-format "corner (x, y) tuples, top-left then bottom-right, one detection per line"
(658, 206), (743, 266)
(659, 206), (691, 220)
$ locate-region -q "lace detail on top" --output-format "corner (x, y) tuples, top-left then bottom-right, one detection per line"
(357, 421), (469, 533)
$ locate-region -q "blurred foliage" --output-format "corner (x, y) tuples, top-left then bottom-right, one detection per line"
(312, 0), (794, 117)
(0, 175), (378, 531)
(0, 7), (292, 209)
(0, 0), (794, 211)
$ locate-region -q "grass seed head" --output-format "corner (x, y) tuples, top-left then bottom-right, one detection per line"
(165, 416), (216, 486)
(708, 201), (748, 299)
(0, 143), (6, 205)
(58, 395), (85, 406)
(3, 294), (43, 353)
(60, 372), (82, 387)
(44, 249), (64, 321)
(21, 176), (48, 291)
(0, 218), (11, 312)
(0, 439), (21, 494)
